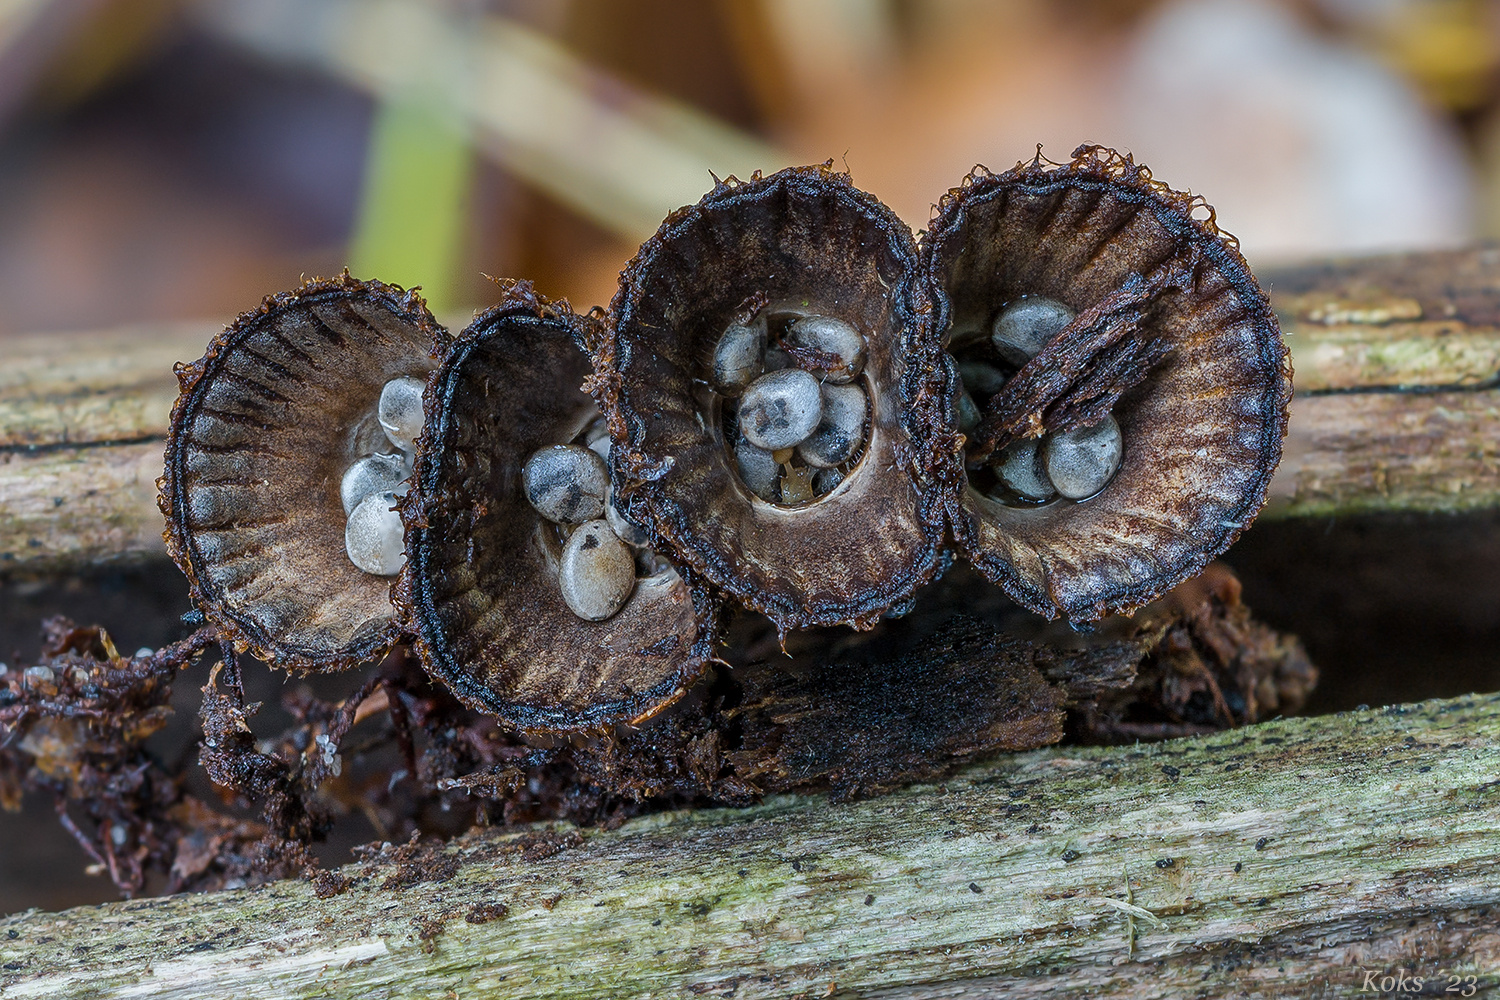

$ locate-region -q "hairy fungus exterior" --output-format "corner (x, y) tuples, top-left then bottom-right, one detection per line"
(160, 274), (447, 671)
(396, 282), (715, 733)
(597, 164), (958, 631)
(923, 146), (1292, 621)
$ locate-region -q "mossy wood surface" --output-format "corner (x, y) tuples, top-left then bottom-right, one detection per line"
(5, 250), (1500, 573)
(1265, 247), (1500, 518)
(0, 322), (213, 574)
(1, 694), (1497, 998)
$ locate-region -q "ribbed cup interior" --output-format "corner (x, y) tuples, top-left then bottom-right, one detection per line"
(164, 278), (441, 669)
(401, 299), (710, 731)
(604, 167), (953, 630)
(925, 157), (1290, 620)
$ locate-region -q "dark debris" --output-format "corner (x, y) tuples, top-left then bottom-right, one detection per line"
(1064, 563), (1317, 743)
(0, 561), (1313, 900)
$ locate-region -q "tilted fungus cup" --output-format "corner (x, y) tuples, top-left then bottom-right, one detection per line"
(596, 164), (958, 632)
(922, 146), (1291, 622)
(396, 282), (715, 733)
(160, 274), (448, 670)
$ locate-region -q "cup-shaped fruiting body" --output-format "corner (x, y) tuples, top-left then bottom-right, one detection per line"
(596, 164), (956, 631)
(160, 275), (447, 670)
(396, 283), (714, 732)
(923, 146), (1291, 621)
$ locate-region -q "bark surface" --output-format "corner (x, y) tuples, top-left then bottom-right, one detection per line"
(1265, 247), (1500, 518)
(0, 323), (212, 573)
(1, 694), (1496, 999)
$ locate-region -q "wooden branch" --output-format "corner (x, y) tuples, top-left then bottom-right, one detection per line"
(5, 248), (1500, 573)
(2, 694), (1496, 998)
(1264, 389), (1500, 518)
(0, 441), (166, 574)
(1263, 247), (1500, 518)
(0, 323), (212, 574)
(0, 324), (210, 449)
(1267, 246), (1500, 392)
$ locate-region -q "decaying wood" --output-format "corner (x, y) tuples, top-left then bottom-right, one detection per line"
(0, 323), (213, 574)
(0, 442), (167, 574)
(2, 693), (1496, 999)
(1266, 389), (1500, 517)
(0, 324), (214, 449)
(1263, 247), (1500, 518)
(1267, 246), (1500, 392)
(4, 249), (1500, 573)
(1, 254), (1496, 996)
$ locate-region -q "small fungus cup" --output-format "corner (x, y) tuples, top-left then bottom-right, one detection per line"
(396, 282), (714, 733)
(160, 274), (447, 670)
(922, 146), (1292, 622)
(597, 164), (957, 632)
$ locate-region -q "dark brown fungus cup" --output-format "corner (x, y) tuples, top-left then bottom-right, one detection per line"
(596, 164), (958, 632)
(395, 282), (716, 733)
(923, 146), (1292, 622)
(160, 274), (448, 670)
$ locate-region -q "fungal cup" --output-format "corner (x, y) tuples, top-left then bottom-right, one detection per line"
(160, 275), (447, 670)
(922, 146), (1291, 622)
(159, 151), (1291, 740)
(596, 165), (956, 631)
(396, 283), (713, 732)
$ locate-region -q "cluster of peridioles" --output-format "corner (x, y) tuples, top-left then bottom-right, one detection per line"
(715, 311), (869, 505)
(340, 377), (422, 576)
(519, 418), (672, 622)
(955, 296), (1123, 506)
(160, 147), (1292, 733)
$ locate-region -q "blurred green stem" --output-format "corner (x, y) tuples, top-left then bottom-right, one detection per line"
(350, 97), (474, 313)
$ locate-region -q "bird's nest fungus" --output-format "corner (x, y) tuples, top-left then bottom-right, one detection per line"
(0, 147), (1306, 898)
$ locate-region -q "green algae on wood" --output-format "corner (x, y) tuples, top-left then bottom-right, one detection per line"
(1269, 246), (1500, 391)
(1262, 388), (1500, 519)
(3, 693), (1497, 999)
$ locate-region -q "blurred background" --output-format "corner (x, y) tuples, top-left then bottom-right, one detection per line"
(5, 0), (1500, 913)
(0, 0), (1497, 334)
